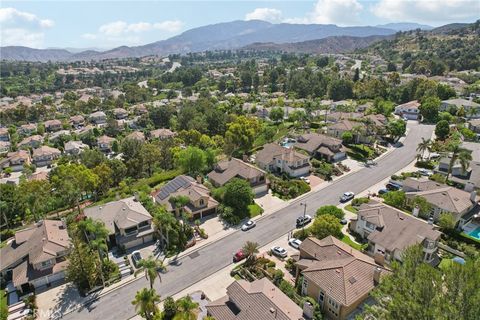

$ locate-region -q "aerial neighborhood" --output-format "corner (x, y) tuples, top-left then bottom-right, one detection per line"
(0, 7), (479, 320)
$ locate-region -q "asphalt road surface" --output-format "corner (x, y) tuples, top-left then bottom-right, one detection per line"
(62, 122), (433, 320)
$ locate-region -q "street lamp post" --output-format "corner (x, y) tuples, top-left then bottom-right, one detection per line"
(300, 202), (307, 235)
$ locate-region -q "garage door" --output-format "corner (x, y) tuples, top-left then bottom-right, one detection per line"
(124, 238), (143, 249)
(142, 234), (153, 244)
(32, 277), (48, 288)
(47, 271), (65, 283)
(253, 184), (268, 195)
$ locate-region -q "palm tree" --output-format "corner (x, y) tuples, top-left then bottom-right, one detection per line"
(131, 288), (161, 320)
(242, 241), (259, 267)
(134, 256), (166, 289)
(446, 145), (472, 181)
(416, 138), (431, 160)
(175, 295), (198, 320)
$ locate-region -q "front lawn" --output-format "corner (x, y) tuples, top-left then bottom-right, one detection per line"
(248, 203), (263, 218)
(344, 205), (358, 213)
(341, 234), (364, 251)
(439, 258), (453, 271)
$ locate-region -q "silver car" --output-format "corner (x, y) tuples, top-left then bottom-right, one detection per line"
(271, 246), (288, 258)
(241, 220), (256, 231)
(288, 238), (302, 249)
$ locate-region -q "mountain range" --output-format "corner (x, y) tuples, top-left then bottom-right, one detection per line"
(0, 20), (432, 62)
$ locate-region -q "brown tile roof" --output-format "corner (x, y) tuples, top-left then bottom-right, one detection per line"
(0, 220), (70, 272)
(256, 143), (309, 166)
(83, 197), (152, 234)
(32, 146), (61, 158)
(150, 128), (176, 139)
(208, 158), (265, 186)
(18, 135), (43, 147)
(298, 236), (389, 307)
(97, 135), (115, 144)
(356, 204), (441, 251)
(44, 119), (62, 127)
(294, 133), (342, 155)
(406, 187), (476, 214)
(402, 177), (445, 191)
(328, 119), (365, 132)
(126, 131), (145, 141)
(207, 278), (303, 320)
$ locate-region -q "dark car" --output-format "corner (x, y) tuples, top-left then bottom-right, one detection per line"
(386, 183), (401, 191)
(340, 218), (348, 225)
(131, 250), (143, 268)
(378, 188), (389, 195)
(296, 215), (312, 227)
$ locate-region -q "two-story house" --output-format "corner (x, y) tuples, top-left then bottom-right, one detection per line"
(0, 141), (10, 155)
(18, 135), (44, 149)
(256, 143), (311, 178)
(327, 119), (372, 144)
(441, 98), (480, 118)
(64, 140), (89, 155)
(83, 197), (155, 250)
(0, 127), (10, 141)
(294, 133), (346, 162)
(0, 150), (31, 172)
(18, 123), (37, 136)
(70, 115), (85, 128)
(294, 236), (389, 320)
(44, 119), (63, 132)
(350, 203), (442, 264)
(32, 146), (61, 167)
(154, 175), (218, 219)
(207, 158), (268, 195)
(150, 128), (176, 140)
(0, 220), (71, 293)
(112, 108), (128, 120)
(394, 100), (421, 120)
(89, 111), (107, 125)
(97, 135), (116, 153)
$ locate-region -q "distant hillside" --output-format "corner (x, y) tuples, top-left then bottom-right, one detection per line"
(0, 20), (397, 62)
(376, 22), (433, 31)
(242, 35), (392, 54)
(358, 20), (480, 73)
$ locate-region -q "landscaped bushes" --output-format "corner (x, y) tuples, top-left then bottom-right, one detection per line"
(415, 160), (436, 170)
(351, 197), (370, 207)
(270, 177), (310, 200)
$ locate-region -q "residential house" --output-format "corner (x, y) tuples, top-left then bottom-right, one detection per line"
(64, 140), (89, 155)
(83, 197), (155, 249)
(150, 128), (176, 140)
(256, 143), (311, 178)
(0, 220), (71, 292)
(154, 175), (218, 219)
(48, 130), (71, 143)
(0, 150), (31, 172)
(207, 158), (268, 195)
(44, 119), (62, 132)
(294, 236), (389, 320)
(325, 112), (363, 123)
(405, 186), (478, 227)
(126, 131), (145, 142)
(0, 141), (10, 155)
(394, 100), (421, 120)
(401, 177), (445, 192)
(134, 104), (148, 115)
(113, 108), (128, 120)
(90, 111), (107, 125)
(32, 146), (61, 167)
(441, 98), (480, 118)
(0, 127), (10, 141)
(350, 203), (442, 264)
(327, 119), (372, 144)
(294, 133), (346, 162)
(468, 119), (480, 133)
(70, 115), (85, 128)
(18, 135), (43, 149)
(97, 135), (116, 153)
(207, 278), (304, 320)
(18, 123), (37, 136)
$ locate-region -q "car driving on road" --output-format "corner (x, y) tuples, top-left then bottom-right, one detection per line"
(340, 192), (355, 203)
(296, 215), (312, 227)
(241, 220), (256, 231)
(233, 249), (245, 262)
(288, 238), (302, 249)
(271, 246), (288, 258)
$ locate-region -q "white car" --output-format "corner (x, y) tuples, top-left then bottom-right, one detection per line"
(241, 220), (256, 231)
(271, 246), (288, 258)
(288, 238), (302, 249)
(340, 191), (355, 203)
(300, 176), (311, 184)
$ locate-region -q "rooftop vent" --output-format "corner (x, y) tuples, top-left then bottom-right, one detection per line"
(349, 276), (357, 284)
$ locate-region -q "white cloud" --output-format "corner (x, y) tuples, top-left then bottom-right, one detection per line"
(0, 8), (54, 48)
(0, 7), (54, 28)
(245, 8), (283, 23)
(372, 0), (480, 24)
(284, 0), (363, 26)
(83, 20), (184, 46)
(0, 28), (45, 47)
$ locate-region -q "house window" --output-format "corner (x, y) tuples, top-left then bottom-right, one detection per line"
(318, 290), (325, 304)
(259, 176), (264, 181)
(41, 260), (51, 268)
(125, 226), (137, 235)
(138, 221), (149, 228)
(277, 159), (281, 164)
(199, 199), (205, 206)
(302, 278), (308, 295)
(366, 222), (376, 230)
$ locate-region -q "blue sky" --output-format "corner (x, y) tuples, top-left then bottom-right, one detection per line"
(1, 0), (479, 49)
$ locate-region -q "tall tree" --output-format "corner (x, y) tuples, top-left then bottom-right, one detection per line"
(242, 241), (259, 267)
(134, 256), (166, 290)
(445, 144), (472, 181)
(416, 138), (432, 160)
(310, 214), (343, 240)
(131, 288), (161, 320)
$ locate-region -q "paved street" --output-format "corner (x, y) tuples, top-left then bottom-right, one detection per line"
(62, 122), (433, 320)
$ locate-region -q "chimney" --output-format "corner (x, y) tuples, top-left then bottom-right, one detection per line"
(464, 182), (475, 193)
(302, 301), (314, 319)
(134, 192), (140, 202)
(373, 267), (382, 284)
(196, 175), (203, 184)
(470, 191), (477, 203)
(269, 308), (277, 318)
(412, 205), (420, 217)
(242, 154), (249, 162)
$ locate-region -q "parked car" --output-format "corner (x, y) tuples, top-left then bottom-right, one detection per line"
(340, 192), (355, 203)
(233, 249), (245, 262)
(300, 176), (310, 184)
(386, 183), (401, 191)
(417, 169), (433, 176)
(378, 188), (389, 195)
(296, 215), (312, 227)
(271, 246), (288, 258)
(241, 220), (256, 231)
(131, 251), (142, 267)
(340, 218), (348, 225)
(288, 238), (302, 249)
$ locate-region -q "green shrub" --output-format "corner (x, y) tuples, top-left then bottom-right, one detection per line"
(415, 160), (436, 170)
(316, 205), (344, 219)
(352, 197), (370, 207)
